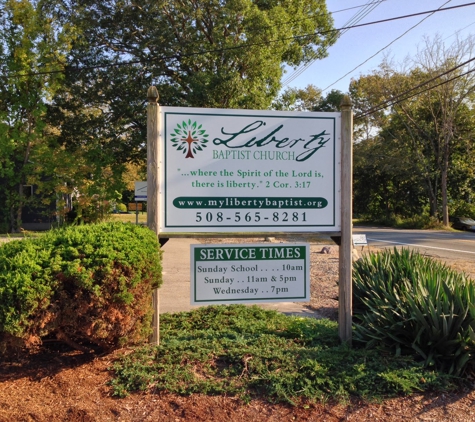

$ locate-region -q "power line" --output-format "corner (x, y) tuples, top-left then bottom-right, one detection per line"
(443, 20), (475, 40)
(321, 0), (453, 92)
(3, 2), (475, 80)
(363, 68), (475, 116)
(355, 56), (475, 118)
(329, 2), (475, 33)
(331, 0), (389, 15)
(281, 0), (385, 87)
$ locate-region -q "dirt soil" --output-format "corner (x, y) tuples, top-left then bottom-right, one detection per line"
(1, 239), (475, 421)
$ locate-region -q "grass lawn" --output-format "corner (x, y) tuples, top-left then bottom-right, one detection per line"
(0, 232), (43, 239)
(0, 214), (147, 237)
(108, 212), (147, 224)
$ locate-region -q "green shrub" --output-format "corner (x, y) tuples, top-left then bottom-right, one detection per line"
(353, 248), (475, 375)
(0, 222), (162, 354)
(393, 215), (445, 230)
(116, 203), (128, 213)
(450, 200), (475, 220)
(355, 214), (445, 230)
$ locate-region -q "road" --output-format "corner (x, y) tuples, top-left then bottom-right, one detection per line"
(353, 226), (475, 260)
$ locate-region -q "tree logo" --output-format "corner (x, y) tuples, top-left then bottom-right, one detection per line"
(170, 120), (209, 159)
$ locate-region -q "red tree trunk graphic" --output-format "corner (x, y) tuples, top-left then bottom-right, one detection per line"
(184, 131), (198, 158)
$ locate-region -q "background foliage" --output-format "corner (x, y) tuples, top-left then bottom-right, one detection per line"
(1, 1), (475, 229)
(0, 0), (336, 231)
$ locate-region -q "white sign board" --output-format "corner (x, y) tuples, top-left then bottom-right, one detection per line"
(160, 107), (341, 233)
(352, 234), (367, 246)
(134, 181), (147, 201)
(191, 243), (310, 305)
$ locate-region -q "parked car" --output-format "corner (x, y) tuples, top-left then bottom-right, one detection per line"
(451, 217), (475, 232)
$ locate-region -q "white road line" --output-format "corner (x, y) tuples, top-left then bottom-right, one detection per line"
(367, 238), (475, 255)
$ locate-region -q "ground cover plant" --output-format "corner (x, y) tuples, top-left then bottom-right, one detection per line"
(110, 305), (454, 405)
(0, 222), (162, 354)
(353, 248), (475, 375)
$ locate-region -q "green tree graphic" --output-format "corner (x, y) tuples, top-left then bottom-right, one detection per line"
(170, 120), (209, 158)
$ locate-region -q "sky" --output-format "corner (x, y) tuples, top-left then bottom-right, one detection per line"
(283, 0), (475, 95)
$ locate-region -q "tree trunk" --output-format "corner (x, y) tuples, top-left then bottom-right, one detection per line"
(15, 184), (23, 233)
(426, 177), (438, 218)
(441, 133), (451, 226)
(441, 167), (449, 226)
(13, 114), (34, 232)
(9, 205), (17, 233)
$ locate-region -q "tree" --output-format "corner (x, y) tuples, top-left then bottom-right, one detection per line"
(272, 86), (345, 112)
(313, 89), (344, 112)
(0, 0), (73, 231)
(351, 36), (475, 225)
(2, 1), (336, 230)
(46, 0), (336, 166)
(353, 136), (427, 221)
(77, 0), (335, 107)
(411, 35), (475, 225)
(272, 84), (322, 111)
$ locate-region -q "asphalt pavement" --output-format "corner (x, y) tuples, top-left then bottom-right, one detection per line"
(353, 226), (475, 259)
(159, 237), (320, 317)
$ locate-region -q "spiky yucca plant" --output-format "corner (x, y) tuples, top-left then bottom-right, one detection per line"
(353, 248), (475, 375)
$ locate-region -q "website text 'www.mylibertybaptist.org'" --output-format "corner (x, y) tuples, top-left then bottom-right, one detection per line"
(172, 197), (328, 209)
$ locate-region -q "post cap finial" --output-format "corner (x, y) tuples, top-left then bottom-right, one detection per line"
(147, 86), (159, 102)
(340, 94), (352, 109)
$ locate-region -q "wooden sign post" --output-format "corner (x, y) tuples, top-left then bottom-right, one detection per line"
(339, 95), (353, 344)
(147, 86), (160, 345)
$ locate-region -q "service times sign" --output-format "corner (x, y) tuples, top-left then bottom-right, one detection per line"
(191, 243), (310, 305)
(160, 107), (341, 232)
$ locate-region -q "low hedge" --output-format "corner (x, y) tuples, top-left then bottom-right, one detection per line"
(0, 222), (162, 354)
